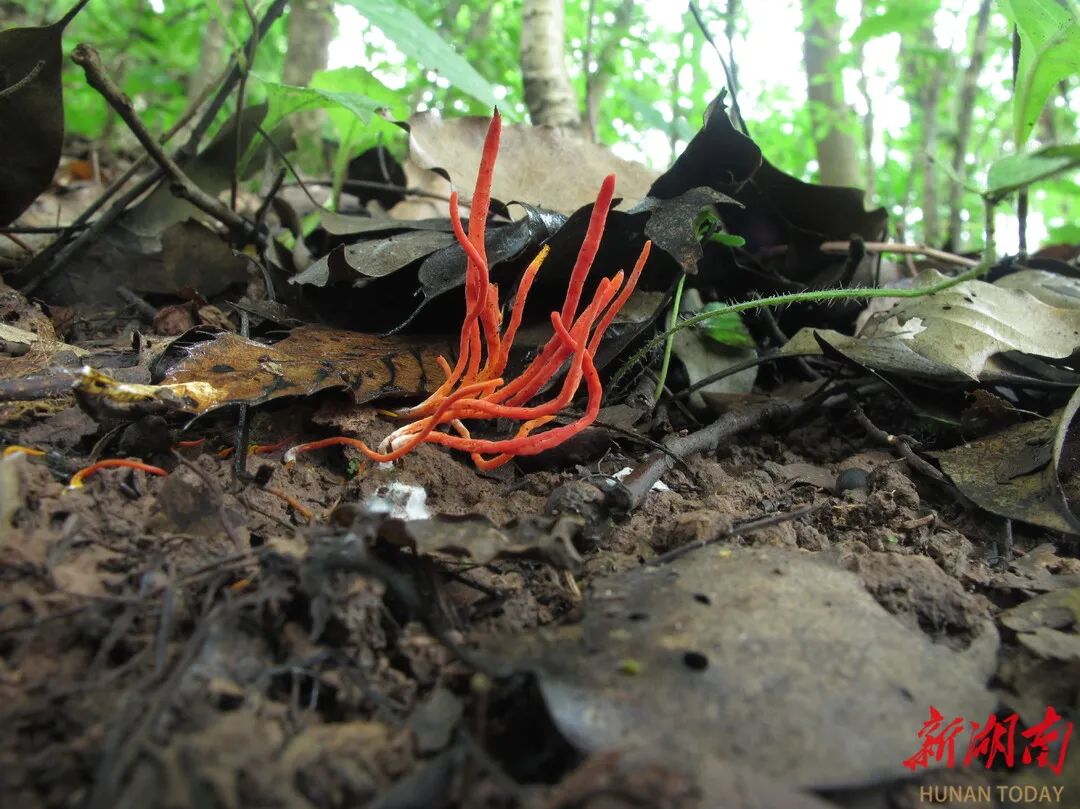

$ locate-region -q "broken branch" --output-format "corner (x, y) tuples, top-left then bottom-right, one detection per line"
(70, 44), (253, 238)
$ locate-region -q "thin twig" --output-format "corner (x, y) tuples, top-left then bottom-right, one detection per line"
(176, 0), (288, 161)
(231, 0), (260, 213)
(20, 3), (278, 295)
(115, 285), (158, 321)
(2, 232), (32, 253)
(818, 240), (979, 268)
(232, 310), (252, 482)
(675, 351), (822, 400)
(755, 307), (820, 379)
(649, 505), (818, 565)
(849, 402), (949, 485)
(284, 178), (456, 204)
(688, 0), (747, 134)
(71, 45), (253, 238)
(622, 396), (813, 510)
(0, 223), (90, 234)
(0, 60), (44, 100)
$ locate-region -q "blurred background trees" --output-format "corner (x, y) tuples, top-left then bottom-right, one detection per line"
(10, 0), (1079, 251)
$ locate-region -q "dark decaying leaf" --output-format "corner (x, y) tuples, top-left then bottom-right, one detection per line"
(294, 230), (458, 288)
(36, 106), (279, 305)
(649, 95), (763, 200)
(319, 213), (455, 237)
(933, 385), (1080, 535)
(39, 219), (250, 305)
(649, 93), (887, 287)
(75, 325), (454, 416)
(297, 205), (565, 322)
(344, 144), (408, 209)
(0, 0), (89, 224)
(495, 546), (997, 791)
(640, 186), (742, 275)
(416, 203), (565, 300)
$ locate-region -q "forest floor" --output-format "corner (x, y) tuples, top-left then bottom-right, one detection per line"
(3, 296), (1078, 808)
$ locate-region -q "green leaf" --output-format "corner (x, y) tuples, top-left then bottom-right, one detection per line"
(1000, 0), (1080, 147)
(697, 304), (754, 349)
(1046, 223), (1080, 245)
(309, 67), (407, 147)
(851, 0), (938, 42)
(987, 142), (1080, 197)
(256, 75), (386, 137)
(342, 0), (498, 110)
(706, 232), (746, 247)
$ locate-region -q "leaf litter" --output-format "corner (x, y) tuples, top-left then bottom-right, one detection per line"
(0, 18), (1078, 808)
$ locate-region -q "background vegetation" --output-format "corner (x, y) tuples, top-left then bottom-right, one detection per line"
(9, 0), (1080, 252)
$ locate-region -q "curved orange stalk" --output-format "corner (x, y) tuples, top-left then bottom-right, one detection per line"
(283, 378), (502, 464)
(561, 173), (616, 324)
(284, 109), (651, 471)
(459, 415), (557, 470)
(492, 244), (550, 376)
(410, 314), (603, 457)
(69, 459), (168, 489)
(588, 240), (652, 356)
(438, 274), (621, 423)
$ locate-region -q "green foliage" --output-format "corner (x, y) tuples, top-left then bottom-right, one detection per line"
(310, 66), (410, 208)
(342, 0), (499, 110)
(258, 75), (385, 134)
(1000, 0), (1080, 148)
(852, 0), (939, 42)
(696, 304), (754, 349)
(9, 0), (1080, 252)
(1047, 223), (1080, 245)
(987, 142), (1080, 197)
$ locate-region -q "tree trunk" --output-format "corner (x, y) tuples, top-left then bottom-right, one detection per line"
(910, 24), (949, 246)
(945, 0), (991, 250)
(284, 0), (336, 160)
(853, 0), (876, 202)
(918, 57), (945, 246)
(584, 0), (636, 141)
(520, 0), (581, 128)
(724, 0), (740, 92)
(187, 0), (232, 99)
(800, 0), (862, 188)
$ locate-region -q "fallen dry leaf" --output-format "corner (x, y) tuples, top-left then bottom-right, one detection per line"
(397, 112), (659, 218)
(74, 326), (453, 416)
(782, 269), (1080, 383)
(497, 546), (998, 791)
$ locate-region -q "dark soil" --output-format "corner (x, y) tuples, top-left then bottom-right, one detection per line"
(2, 287), (1078, 809)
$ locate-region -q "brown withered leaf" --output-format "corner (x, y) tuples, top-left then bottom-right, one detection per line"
(397, 112), (659, 218)
(74, 326), (452, 416)
(999, 588), (1080, 662)
(0, 323), (87, 381)
(496, 546), (997, 791)
(379, 512), (584, 570)
(992, 543), (1080, 594)
(933, 385), (1080, 535)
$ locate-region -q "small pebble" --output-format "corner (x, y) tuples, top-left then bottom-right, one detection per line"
(836, 467), (870, 492)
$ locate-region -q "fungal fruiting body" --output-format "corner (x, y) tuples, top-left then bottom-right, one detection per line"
(286, 110), (652, 470)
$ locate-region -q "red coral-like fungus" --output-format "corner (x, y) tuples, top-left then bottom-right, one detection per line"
(286, 110), (652, 469)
